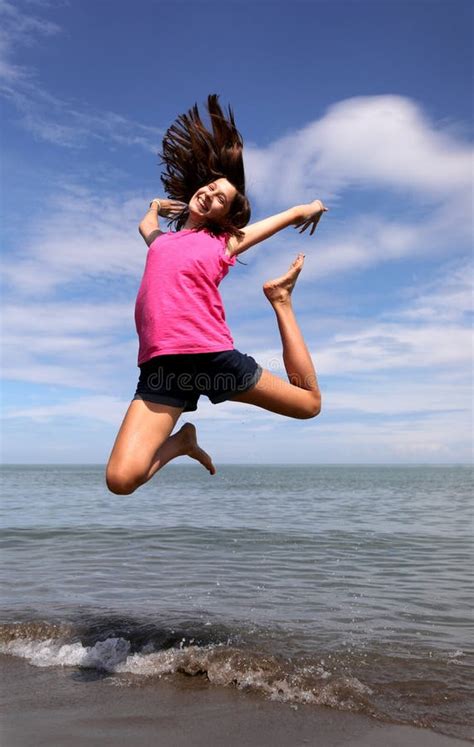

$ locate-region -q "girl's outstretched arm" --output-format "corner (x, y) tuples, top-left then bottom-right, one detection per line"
(227, 199), (328, 257)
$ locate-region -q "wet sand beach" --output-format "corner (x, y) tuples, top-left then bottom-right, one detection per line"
(1, 655), (470, 747)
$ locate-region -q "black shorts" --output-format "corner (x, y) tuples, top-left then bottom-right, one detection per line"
(133, 349), (263, 413)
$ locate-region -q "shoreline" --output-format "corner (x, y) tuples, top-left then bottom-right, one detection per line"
(1, 655), (470, 747)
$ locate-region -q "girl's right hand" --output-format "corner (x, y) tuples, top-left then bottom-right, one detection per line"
(294, 200), (328, 236)
(150, 198), (187, 218)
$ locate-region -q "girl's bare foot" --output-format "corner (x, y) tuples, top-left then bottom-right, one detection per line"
(178, 422), (216, 475)
(263, 253), (305, 304)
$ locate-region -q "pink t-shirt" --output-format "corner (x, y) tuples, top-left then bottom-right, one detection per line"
(134, 228), (237, 364)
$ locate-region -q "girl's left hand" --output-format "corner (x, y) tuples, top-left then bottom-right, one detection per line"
(294, 200), (328, 236)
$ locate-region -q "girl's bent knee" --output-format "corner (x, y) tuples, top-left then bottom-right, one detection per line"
(105, 469), (140, 495)
(300, 393), (321, 419)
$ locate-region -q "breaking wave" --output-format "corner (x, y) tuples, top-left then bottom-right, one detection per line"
(1, 614), (472, 742)
(0, 618), (373, 712)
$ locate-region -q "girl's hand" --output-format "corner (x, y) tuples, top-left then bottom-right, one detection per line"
(150, 198), (187, 218)
(294, 200), (328, 236)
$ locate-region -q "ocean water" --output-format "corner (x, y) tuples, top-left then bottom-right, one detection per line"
(0, 464), (472, 740)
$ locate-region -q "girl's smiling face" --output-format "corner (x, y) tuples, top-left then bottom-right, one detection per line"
(188, 178), (237, 225)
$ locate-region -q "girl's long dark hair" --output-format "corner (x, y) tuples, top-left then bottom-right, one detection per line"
(160, 94), (251, 239)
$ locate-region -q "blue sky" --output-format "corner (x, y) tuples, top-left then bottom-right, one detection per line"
(1, 0), (472, 464)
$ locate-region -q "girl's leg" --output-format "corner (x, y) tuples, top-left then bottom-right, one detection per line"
(229, 254), (321, 419)
(106, 400), (215, 495)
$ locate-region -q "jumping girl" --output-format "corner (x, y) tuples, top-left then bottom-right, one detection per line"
(106, 95), (327, 494)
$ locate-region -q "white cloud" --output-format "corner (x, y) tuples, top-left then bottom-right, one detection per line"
(3, 395), (130, 426)
(301, 409), (472, 463)
(0, 0), (60, 37)
(326, 376), (471, 416)
(315, 322), (472, 374)
(245, 95), (473, 206)
(312, 258), (472, 376)
(2, 300), (131, 335)
(1, 298), (139, 389)
(0, 0), (61, 84)
(396, 261), (473, 322)
(2, 191), (150, 295)
(0, 1), (161, 150)
(2, 82), (162, 150)
(0, 0), (66, 88)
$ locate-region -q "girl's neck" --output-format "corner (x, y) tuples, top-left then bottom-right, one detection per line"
(183, 215), (200, 230)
